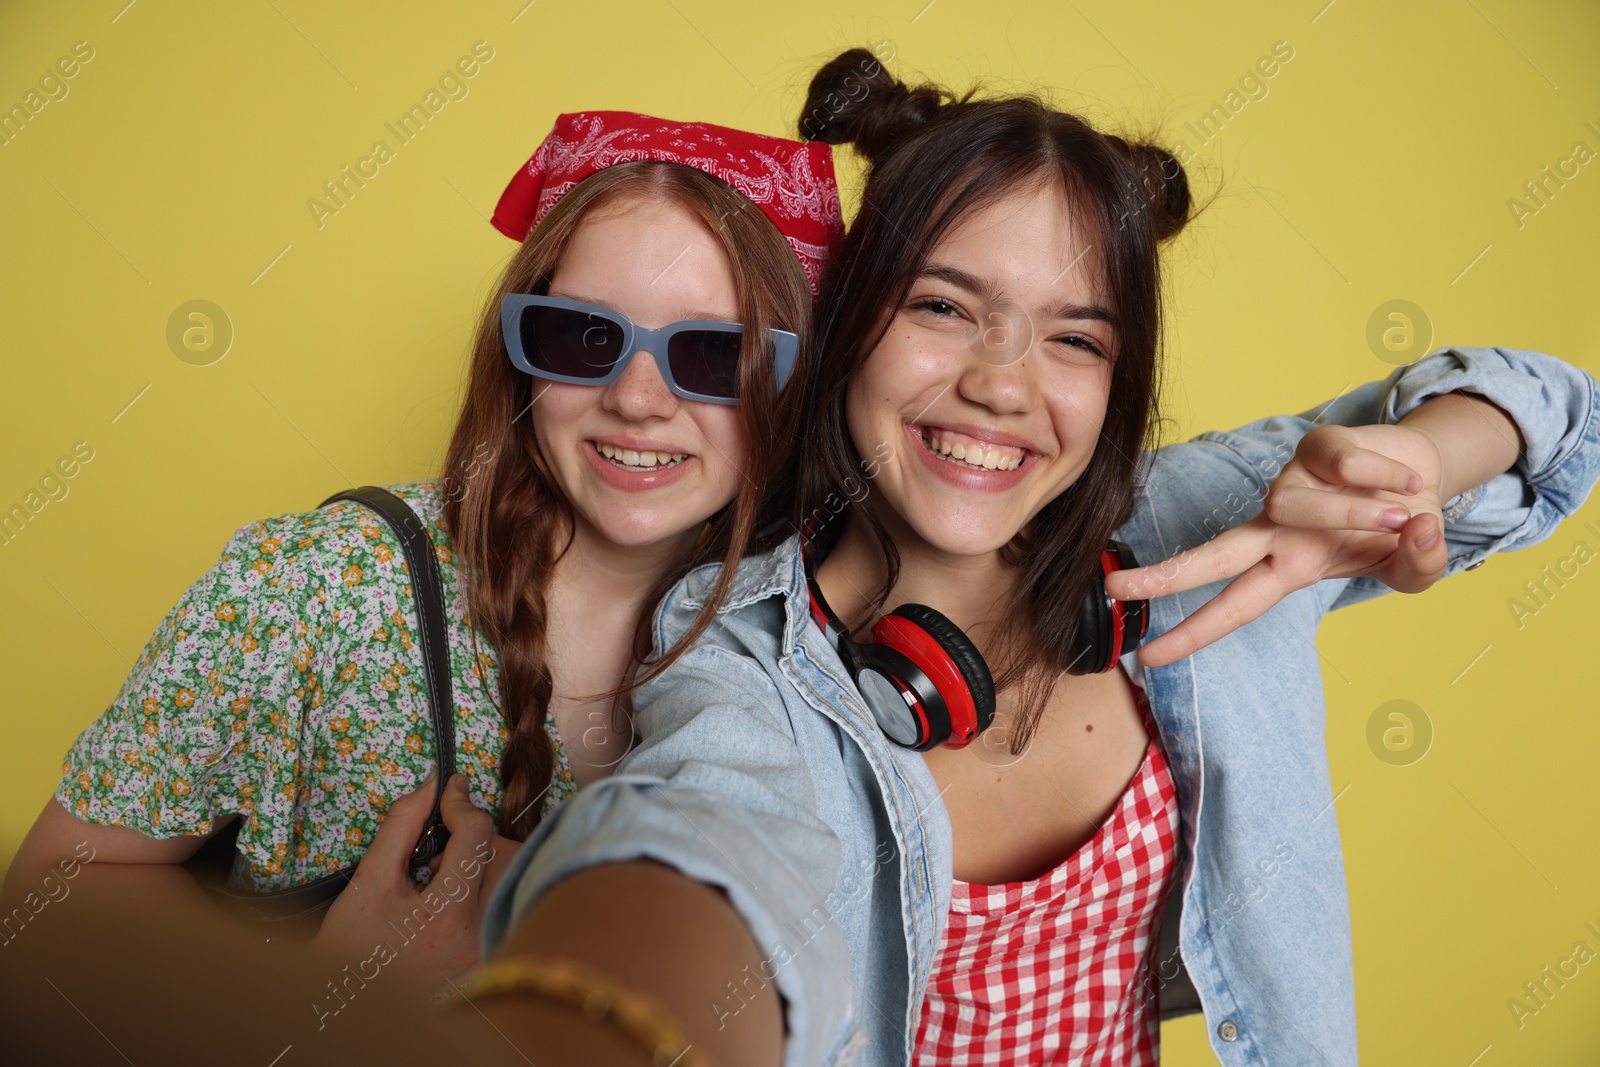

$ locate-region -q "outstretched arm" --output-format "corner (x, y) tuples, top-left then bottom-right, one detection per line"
(478, 860), (783, 1065)
(476, 637), (855, 1067)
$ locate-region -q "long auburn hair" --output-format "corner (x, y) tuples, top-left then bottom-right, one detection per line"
(441, 160), (811, 838)
(798, 50), (1193, 751)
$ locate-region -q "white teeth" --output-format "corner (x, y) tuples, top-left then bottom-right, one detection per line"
(595, 443), (688, 470)
(920, 429), (1024, 472)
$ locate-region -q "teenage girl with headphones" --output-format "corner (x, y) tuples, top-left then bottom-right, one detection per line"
(4, 113), (840, 994)
(471, 53), (1600, 1066)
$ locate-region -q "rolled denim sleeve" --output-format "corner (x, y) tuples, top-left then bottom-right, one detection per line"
(1315, 346), (1598, 610)
(479, 638), (853, 1067)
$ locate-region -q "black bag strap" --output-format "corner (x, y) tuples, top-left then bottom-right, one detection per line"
(319, 486), (457, 865)
(197, 486), (456, 924)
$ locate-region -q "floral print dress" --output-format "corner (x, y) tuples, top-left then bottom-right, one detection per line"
(55, 480), (577, 891)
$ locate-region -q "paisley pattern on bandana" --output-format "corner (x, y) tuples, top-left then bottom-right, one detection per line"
(490, 110), (845, 295)
(54, 481), (577, 892)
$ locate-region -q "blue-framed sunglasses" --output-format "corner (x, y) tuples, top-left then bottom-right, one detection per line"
(501, 294), (799, 406)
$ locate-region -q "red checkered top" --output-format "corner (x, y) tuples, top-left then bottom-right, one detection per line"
(914, 665), (1181, 1065)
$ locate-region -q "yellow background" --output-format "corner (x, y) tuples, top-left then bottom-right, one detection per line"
(2, 1), (1597, 1062)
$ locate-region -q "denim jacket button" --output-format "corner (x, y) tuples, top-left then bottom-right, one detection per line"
(1218, 1019), (1240, 1042)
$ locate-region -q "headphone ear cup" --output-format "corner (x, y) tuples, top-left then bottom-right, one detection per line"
(886, 604), (997, 733)
(1071, 562), (1112, 676)
(852, 644), (945, 750)
(1107, 539), (1150, 645)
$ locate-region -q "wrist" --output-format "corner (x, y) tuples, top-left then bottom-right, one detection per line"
(1397, 391), (1523, 502)
(1397, 413), (1455, 505)
(453, 956), (705, 1067)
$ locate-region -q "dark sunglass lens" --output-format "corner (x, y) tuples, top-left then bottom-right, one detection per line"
(524, 306), (623, 378)
(667, 329), (743, 399)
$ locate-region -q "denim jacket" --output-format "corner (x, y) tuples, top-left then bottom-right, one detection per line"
(483, 347), (1600, 1066)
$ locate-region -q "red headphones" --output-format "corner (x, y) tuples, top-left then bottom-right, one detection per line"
(805, 539), (1150, 751)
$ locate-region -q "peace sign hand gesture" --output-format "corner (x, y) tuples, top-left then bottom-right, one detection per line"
(1105, 423), (1450, 668)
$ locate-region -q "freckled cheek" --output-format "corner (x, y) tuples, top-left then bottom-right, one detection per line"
(529, 416), (570, 462)
(694, 409), (752, 479)
(531, 385), (599, 444)
(544, 381), (604, 410)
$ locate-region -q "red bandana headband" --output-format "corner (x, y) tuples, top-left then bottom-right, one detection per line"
(490, 110), (844, 296)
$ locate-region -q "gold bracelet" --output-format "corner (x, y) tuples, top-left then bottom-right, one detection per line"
(447, 955), (710, 1067)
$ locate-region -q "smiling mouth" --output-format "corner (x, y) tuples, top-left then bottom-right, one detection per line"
(917, 426), (1027, 472)
(593, 442), (690, 471)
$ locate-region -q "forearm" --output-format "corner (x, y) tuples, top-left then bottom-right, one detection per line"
(0, 878), (511, 1065)
(59, 858), (223, 909)
(1288, 347), (1583, 496)
(5, 796), (230, 917)
(1396, 391), (1527, 503)
(481, 860), (783, 1066)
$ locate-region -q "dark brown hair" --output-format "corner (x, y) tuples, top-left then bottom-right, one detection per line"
(798, 49), (1192, 751)
(441, 161), (811, 838)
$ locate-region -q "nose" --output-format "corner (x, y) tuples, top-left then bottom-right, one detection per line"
(956, 341), (1036, 416)
(601, 348), (680, 421)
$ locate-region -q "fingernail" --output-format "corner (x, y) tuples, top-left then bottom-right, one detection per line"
(450, 773), (468, 793)
(1417, 520), (1440, 550)
(1380, 507), (1409, 531)
(1405, 474), (1421, 493)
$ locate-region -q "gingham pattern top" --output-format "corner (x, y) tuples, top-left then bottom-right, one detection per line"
(913, 665), (1181, 1065)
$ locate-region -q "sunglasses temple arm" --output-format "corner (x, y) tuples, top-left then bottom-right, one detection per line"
(771, 330), (799, 391)
(501, 296), (531, 373)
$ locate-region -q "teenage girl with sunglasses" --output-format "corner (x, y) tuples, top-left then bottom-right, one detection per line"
(4, 112), (839, 994)
(473, 53), (1600, 1065)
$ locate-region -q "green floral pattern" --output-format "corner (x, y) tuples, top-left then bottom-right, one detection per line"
(55, 480), (577, 891)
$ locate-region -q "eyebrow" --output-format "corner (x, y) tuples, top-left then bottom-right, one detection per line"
(917, 262), (1117, 325)
(547, 289), (736, 324)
